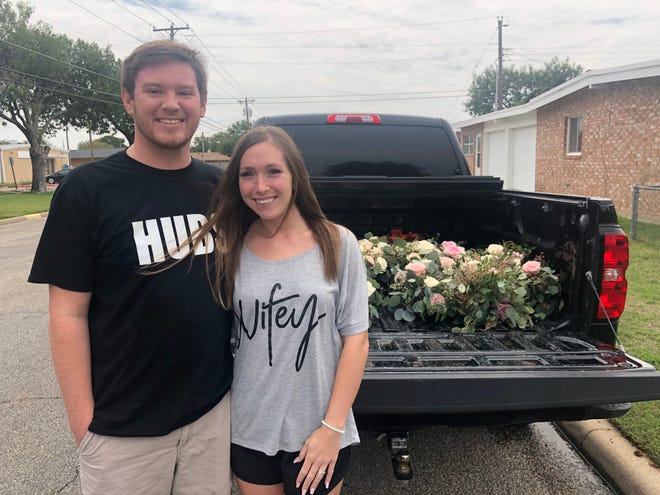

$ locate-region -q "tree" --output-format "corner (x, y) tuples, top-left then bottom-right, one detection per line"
(0, 1), (132, 192)
(98, 135), (126, 148)
(77, 135), (126, 149)
(464, 57), (583, 116)
(191, 120), (250, 156)
(0, 1), (73, 192)
(66, 39), (134, 145)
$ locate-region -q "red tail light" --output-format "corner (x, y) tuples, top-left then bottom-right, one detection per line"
(597, 234), (629, 319)
(327, 114), (381, 124)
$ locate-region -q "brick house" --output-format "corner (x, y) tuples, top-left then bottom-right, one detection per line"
(453, 59), (660, 220)
(68, 148), (126, 168)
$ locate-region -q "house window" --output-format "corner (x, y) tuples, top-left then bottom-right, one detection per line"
(475, 134), (482, 169)
(463, 134), (475, 155)
(566, 116), (582, 154)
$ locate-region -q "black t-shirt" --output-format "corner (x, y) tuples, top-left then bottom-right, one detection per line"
(29, 151), (232, 437)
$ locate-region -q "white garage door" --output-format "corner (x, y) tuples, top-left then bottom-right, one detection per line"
(485, 131), (507, 183)
(511, 126), (536, 191)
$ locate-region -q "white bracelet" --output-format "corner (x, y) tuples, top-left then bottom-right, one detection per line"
(321, 419), (345, 435)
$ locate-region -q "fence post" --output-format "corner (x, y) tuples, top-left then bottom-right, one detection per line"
(631, 184), (639, 240)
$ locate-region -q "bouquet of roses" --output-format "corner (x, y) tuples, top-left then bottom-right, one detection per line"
(360, 233), (563, 333)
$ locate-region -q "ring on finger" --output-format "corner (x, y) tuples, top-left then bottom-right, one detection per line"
(318, 469), (326, 475)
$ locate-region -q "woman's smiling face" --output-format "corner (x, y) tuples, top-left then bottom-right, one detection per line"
(238, 140), (294, 226)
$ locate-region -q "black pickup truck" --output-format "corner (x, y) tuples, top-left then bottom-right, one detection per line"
(254, 113), (660, 477)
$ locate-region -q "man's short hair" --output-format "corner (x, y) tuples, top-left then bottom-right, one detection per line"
(121, 40), (208, 99)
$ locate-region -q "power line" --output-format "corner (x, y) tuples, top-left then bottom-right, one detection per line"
(153, 0), (188, 25)
(0, 39), (120, 83)
(0, 66), (120, 100)
(215, 55), (463, 66)
(209, 94), (466, 105)
(68, 0), (145, 42)
(138, 0), (173, 24)
(0, 76), (122, 106)
(447, 26), (498, 121)
(203, 42), (497, 49)
(109, 0), (156, 29)
(188, 29), (252, 96)
(208, 90), (465, 101)
(197, 17), (493, 37)
(153, 23), (190, 41)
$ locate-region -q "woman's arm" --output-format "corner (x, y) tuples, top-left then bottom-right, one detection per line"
(295, 330), (369, 493)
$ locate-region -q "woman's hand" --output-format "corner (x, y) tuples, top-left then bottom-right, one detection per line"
(294, 426), (341, 494)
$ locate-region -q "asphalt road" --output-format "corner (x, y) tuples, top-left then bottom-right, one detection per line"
(0, 218), (615, 495)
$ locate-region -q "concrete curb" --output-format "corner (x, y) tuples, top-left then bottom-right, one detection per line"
(557, 419), (660, 495)
(0, 211), (48, 226)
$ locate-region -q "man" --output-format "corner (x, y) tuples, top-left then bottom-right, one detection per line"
(29, 40), (232, 494)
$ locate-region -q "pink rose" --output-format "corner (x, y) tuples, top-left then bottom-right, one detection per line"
(364, 255), (375, 265)
(405, 261), (426, 276)
(440, 256), (455, 268)
(430, 293), (445, 307)
(522, 260), (541, 275)
(497, 302), (510, 320)
(441, 241), (465, 258)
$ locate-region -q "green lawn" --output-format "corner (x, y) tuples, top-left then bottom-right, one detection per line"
(0, 190), (54, 219)
(610, 217), (660, 466)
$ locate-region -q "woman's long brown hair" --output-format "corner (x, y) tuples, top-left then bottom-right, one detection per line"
(193, 126), (339, 309)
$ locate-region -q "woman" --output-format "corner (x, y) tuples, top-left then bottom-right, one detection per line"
(199, 126), (369, 495)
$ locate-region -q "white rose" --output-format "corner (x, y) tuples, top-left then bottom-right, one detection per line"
(416, 240), (435, 255)
(376, 257), (387, 271)
(367, 281), (376, 296)
(358, 239), (372, 252)
(424, 276), (440, 288)
(487, 244), (504, 256)
(463, 260), (481, 273)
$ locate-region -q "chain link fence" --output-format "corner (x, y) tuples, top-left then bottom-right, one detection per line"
(630, 184), (660, 240)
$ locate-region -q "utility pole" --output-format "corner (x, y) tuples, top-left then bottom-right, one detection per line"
(153, 23), (190, 40)
(238, 97), (255, 125)
(495, 16), (508, 111)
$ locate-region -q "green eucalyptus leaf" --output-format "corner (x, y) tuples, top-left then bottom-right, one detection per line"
(401, 309), (416, 322)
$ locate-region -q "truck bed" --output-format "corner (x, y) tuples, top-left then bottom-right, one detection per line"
(353, 311), (659, 424)
(256, 112), (660, 425)
(368, 312), (638, 371)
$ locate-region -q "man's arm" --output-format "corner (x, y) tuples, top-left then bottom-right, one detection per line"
(49, 285), (94, 446)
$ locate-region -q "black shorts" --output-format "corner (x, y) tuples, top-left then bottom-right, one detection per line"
(231, 443), (351, 495)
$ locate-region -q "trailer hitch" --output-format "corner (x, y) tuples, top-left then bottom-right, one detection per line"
(388, 431), (414, 480)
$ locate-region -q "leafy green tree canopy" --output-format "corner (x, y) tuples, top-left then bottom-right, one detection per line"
(0, 0), (132, 191)
(1, 1), (73, 191)
(191, 120), (250, 156)
(77, 135), (126, 149)
(464, 57), (583, 116)
(67, 39), (134, 145)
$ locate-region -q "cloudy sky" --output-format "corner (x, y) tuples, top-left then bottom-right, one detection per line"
(2, 0), (659, 149)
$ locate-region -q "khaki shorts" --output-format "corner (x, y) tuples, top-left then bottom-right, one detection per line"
(79, 392), (230, 495)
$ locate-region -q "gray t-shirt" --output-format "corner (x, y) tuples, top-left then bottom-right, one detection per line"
(231, 225), (369, 455)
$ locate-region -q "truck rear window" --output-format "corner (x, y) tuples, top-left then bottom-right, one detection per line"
(277, 124), (464, 178)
